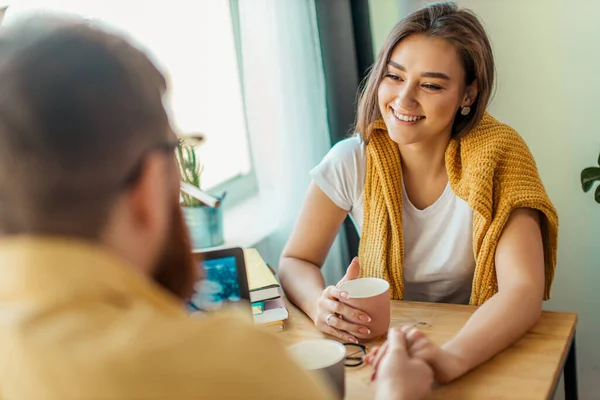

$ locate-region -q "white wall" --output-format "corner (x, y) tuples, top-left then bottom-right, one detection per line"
(454, 1), (600, 398)
(374, 0), (600, 398)
(368, 0), (403, 56)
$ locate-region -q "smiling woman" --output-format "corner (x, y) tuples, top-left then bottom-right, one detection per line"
(357, 5), (493, 144)
(279, 1), (558, 387)
(377, 35), (474, 146)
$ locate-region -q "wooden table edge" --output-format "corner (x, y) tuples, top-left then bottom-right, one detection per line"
(546, 312), (578, 400)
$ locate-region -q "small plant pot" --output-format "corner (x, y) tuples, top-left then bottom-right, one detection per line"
(183, 205), (224, 249)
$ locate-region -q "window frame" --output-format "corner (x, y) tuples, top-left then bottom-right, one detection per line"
(205, 0), (258, 210)
(5, 0), (259, 211)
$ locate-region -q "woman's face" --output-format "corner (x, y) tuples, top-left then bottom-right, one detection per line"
(377, 34), (477, 146)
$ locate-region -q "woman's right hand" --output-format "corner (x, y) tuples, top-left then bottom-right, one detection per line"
(313, 257), (372, 343)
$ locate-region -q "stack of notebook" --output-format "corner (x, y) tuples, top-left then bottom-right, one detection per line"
(243, 248), (289, 331)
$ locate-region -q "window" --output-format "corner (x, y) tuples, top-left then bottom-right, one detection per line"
(3, 0), (256, 206)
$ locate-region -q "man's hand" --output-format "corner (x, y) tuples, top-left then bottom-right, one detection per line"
(369, 326), (466, 384)
(373, 327), (434, 400)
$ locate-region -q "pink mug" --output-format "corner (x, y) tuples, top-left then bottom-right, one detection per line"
(338, 277), (391, 341)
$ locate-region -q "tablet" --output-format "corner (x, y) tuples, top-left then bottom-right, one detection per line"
(188, 246), (251, 312)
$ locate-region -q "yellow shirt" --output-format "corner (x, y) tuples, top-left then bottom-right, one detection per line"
(0, 237), (331, 400)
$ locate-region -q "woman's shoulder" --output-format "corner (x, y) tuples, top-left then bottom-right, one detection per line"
(310, 135), (366, 211)
(463, 112), (528, 150)
(315, 135), (366, 185)
(323, 135), (366, 165)
(457, 112), (533, 164)
(448, 112), (542, 197)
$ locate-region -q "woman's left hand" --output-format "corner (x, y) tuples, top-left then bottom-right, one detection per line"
(367, 326), (467, 384)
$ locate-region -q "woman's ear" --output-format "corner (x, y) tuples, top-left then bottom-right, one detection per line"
(462, 80), (479, 107)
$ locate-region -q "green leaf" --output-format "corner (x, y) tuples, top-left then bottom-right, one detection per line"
(581, 167), (600, 192)
(596, 185), (600, 204)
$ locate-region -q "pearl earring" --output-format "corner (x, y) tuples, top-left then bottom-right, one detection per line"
(461, 106), (471, 116)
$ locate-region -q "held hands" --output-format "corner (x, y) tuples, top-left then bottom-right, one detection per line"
(372, 327), (434, 400)
(367, 326), (466, 384)
(313, 257), (371, 343)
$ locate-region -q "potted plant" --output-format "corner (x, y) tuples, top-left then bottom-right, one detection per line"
(581, 151), (600, 204)
(176, 134), (225, 249)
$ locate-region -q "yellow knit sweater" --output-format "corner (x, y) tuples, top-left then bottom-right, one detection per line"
(358, 113), (559, 306)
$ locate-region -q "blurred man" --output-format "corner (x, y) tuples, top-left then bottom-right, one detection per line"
(0, 18), (432, 400)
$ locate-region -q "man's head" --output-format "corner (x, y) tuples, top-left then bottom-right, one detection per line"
(0, 17), (196, 299)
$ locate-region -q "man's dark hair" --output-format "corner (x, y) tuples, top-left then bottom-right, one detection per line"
(0, 17), (170, 238)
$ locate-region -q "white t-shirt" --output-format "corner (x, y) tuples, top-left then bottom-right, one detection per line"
(310, 136), (476, 304)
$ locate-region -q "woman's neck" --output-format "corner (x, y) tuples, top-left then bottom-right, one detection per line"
(397, 132), (451, 210)
(398, 133), (450, 181)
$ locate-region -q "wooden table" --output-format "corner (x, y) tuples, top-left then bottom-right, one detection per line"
(280, 301), (578, 399)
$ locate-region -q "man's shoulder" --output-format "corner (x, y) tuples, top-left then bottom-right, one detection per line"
(117, 311), (330, 399)
(4, 307), (328, 399)
(93, 311), (305, 395)
(134, 308), (272, 354)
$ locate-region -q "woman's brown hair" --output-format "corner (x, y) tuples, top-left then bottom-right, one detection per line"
(355, 2), (494, 142)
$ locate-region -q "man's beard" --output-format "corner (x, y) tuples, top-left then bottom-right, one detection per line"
(152, 202), (199, 301)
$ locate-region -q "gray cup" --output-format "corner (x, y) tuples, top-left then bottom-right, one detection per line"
(288, 339), (346, 399)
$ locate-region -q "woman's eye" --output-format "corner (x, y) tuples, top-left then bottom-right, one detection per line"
(384, 73), (401, 81)
(423, 84), (442, 91)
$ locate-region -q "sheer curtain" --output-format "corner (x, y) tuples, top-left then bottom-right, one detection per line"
(235, 0), (348, 283)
